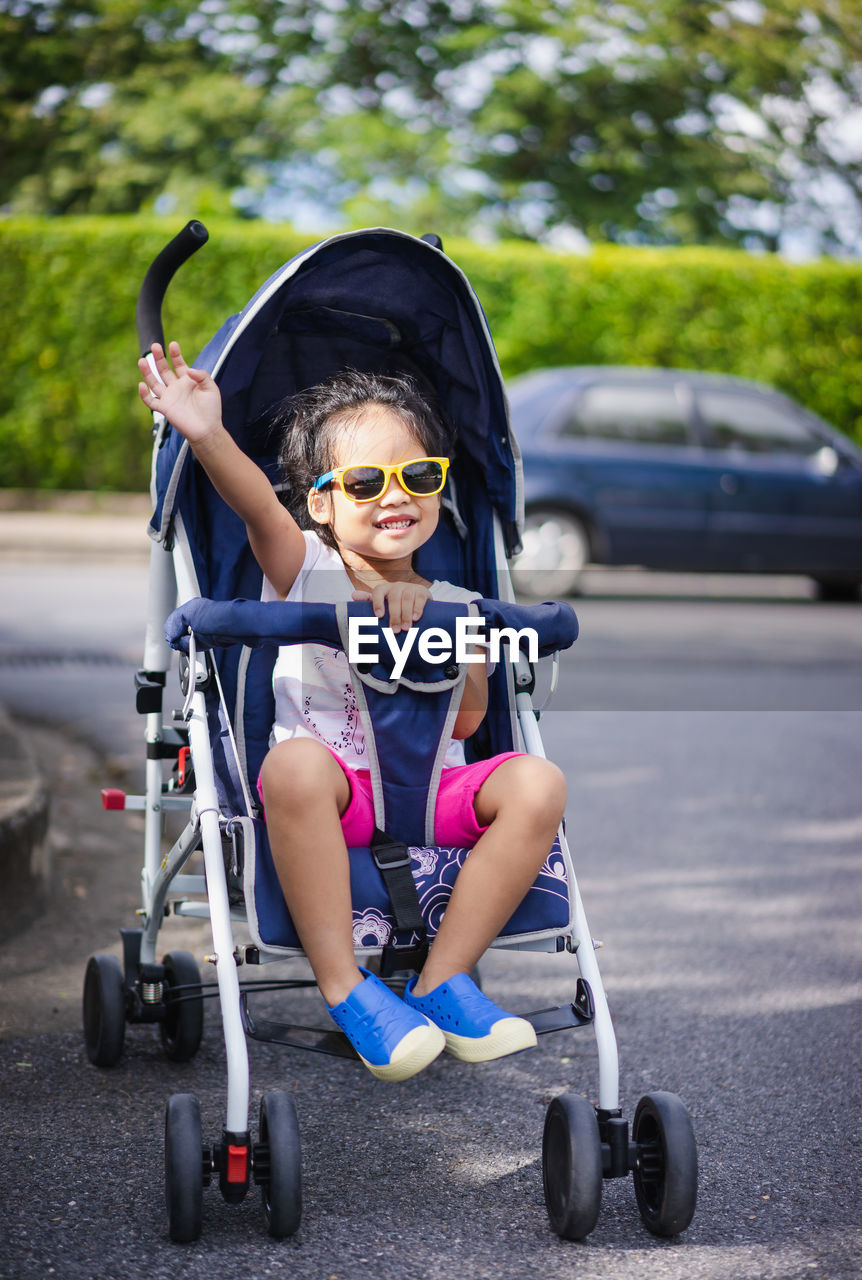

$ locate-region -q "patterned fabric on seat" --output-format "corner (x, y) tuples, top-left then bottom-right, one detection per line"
(243, 820), (571, 956)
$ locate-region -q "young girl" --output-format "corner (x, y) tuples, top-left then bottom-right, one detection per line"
(138, 342), (567, 1082)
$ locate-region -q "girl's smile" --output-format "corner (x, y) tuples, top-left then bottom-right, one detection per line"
(373, 516), (418, 533)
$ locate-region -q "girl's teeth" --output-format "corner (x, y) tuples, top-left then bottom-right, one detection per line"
(378, 519), (413, 529)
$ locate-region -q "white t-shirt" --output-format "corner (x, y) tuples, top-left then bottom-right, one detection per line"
(262, 531), (482, 770)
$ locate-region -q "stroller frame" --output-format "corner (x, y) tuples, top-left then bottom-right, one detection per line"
(87, 222), (697, 1244)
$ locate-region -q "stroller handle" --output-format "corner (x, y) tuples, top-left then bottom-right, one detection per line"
(136, 220), (209, 356)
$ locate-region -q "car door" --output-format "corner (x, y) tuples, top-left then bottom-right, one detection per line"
(547, 379), (714, 567)
(694, 386), (862, 575)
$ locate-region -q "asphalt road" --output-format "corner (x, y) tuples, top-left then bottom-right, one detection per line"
(1, 557), (860, 1279)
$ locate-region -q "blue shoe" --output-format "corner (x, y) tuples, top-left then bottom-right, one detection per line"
(327, 969), (445, 1082)
(403, 973), (538, 1062)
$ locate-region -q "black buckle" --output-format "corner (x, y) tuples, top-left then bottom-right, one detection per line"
(371, 838), (412, 872)
(379, 937), (429, 979)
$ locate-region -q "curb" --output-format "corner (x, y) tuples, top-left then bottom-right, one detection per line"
(0, 493), (148, 929)
(0, 491), (152, 562)
(0, 702), (51, 931)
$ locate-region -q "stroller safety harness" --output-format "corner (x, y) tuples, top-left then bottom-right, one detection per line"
(86, 221), (697, 1245)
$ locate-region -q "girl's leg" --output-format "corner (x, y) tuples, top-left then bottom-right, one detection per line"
(411, 755), (566, 996)
(258, 737), (363, 1007)
(260, 737), (446, 1081)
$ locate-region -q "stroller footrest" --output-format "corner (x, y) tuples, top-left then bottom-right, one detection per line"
(243, 993), (596, 1056)
(524, 979), (595, 1035)
(240, 994), (359, 1060)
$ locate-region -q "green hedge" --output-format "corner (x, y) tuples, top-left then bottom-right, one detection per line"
(1, 216), (861, 491)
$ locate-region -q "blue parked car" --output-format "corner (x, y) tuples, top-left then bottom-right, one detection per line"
(508, 367), (862, 600)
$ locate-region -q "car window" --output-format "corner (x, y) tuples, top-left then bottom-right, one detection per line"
(508, 379), (572, 434)
(697, 390), (819, 455)
(560, 384), (689, 444)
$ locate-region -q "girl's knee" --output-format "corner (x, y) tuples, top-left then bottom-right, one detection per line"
(260, 738), (343, 805)
(478, 754), (566, 827)
(519, 756), (567, 816)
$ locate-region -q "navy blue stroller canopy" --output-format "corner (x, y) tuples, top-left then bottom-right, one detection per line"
(150, 228), (524, 606)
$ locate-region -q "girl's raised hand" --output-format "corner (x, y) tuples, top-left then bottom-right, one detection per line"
(137, 341), (223, 444)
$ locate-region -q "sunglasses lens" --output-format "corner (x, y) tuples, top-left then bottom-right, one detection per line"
(342, 466), (386, 500)
(401, 459), (444, 494)
(337, 459), (446, 500)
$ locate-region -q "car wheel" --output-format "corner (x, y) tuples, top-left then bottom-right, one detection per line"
(511, 509), (590, 599)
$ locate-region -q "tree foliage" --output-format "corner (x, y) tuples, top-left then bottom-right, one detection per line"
(464, 0), (862, 251)
(0, 0), (311, 215)
(2, 0), (860, 251)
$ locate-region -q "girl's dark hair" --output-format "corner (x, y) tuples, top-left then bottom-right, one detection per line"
(272, 368), (454, 548)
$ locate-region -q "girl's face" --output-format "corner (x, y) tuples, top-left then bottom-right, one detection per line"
(307, 405), (443, 568)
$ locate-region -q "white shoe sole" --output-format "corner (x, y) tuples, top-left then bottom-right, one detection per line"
(443, 1016), (538, 1063)
(360, 1023), (446, 1082)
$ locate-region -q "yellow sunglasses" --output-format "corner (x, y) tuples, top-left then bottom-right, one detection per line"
(312, 457), (449, 503)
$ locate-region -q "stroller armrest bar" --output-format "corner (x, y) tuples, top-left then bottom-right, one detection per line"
(165, 596), (343, 652)
(478, 597), (578, 654)
(165, 597), (578, 663)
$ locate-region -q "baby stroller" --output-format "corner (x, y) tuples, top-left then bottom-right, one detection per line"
(86, 221), (697, 1243)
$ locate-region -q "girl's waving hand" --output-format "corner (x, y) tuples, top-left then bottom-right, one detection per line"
(138, 341), (223, 445)
(138, 339), (306, 597)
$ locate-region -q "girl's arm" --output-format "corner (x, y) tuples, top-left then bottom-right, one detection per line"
(138, 342), (306, 597)
(451, 662), (488, 740)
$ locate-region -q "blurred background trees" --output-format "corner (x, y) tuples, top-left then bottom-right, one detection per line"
(3, 0), (860, 256)
(3, 1), (862, 489)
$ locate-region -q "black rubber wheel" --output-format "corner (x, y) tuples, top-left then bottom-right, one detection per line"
(82, 953), (126, 1066)
(165, 1093), (204, 1243)
(160, 951), (204, 1062)
(632, 1091), (698, 1237)
(258, 1091), (302, 1239)
(542, 1092), (603, 1240)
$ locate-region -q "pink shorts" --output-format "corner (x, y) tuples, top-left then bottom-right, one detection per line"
(258, 747), (525, 847)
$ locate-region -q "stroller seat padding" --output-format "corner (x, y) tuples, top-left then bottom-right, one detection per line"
(243, 819), (571, 955)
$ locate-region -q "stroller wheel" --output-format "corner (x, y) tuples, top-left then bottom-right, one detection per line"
(256, 1091), (302, 1239)
(160, 951), (204, 1062)
(632, 1091), (697, 1236)
(165, 1093), (204, 1242)
(82, 954), (126, 1066)
(542, 1092), (603, 1240)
